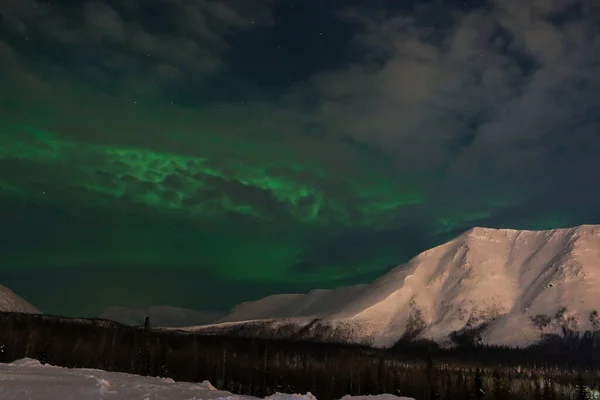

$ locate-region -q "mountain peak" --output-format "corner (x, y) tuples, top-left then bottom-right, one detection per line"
(191, 224), (600, 348)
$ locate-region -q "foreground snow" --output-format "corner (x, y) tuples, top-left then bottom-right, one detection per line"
(190, 225), (600, 347)
(0, 359), (414, 400)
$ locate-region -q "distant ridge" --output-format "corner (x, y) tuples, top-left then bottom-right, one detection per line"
(0, 284), (40, 314)
(100, 306), (224, 327)
(186, 225), (600, 348)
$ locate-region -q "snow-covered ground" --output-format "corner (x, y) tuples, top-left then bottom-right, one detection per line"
(0, 358), (414, 400)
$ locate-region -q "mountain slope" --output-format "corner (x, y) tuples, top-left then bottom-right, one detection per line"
(0, 285), (40, 314)
(192, 225), (600, 348)
(221, 285), (369, 322)
(100, 306), (223, 327)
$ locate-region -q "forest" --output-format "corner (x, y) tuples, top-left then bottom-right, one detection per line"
(0, 311), (598, 400)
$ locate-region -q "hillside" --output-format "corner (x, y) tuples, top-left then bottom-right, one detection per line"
(100, 306), (223, 327)
(189, 225), (600, 348)
(0, 285), (39, 314)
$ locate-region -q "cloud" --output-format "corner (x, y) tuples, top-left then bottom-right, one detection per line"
(0, 0), (273, 93)
(1, 0), (599, 235)
(304, 0), (600, 205)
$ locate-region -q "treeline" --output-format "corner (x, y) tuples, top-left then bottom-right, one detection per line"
(0, 312), (598, 400)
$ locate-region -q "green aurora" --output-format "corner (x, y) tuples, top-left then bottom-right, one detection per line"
(1, 0), (598, 317)
(0, 107), (580, 295)
(0, 115), (429, 280)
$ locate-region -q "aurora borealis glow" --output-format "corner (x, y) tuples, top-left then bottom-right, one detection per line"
(1, 0), (599, 316)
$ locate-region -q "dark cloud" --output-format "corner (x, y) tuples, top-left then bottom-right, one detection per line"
(203, 176), (278, 207)
(305, 0), (600, 195)
(0, 0), (273, 92)
(2, 0), (598, 222)
(161, 173), (190, 192)
(180, 175), (285, 218)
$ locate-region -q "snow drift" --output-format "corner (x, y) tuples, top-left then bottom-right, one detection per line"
(0, 358), (414, 400)
(189, 225), (600, 348)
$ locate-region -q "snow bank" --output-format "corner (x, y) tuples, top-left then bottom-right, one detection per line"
(0, 359), (414, 400)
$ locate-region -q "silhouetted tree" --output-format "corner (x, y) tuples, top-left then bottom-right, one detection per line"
(493, 370), (509, 400)
(576, 374), (589, 400)
(533, 377), (542, 400)
(542, 379), (556, 400)
(456, 371), (470, 400)
(475, 368), (486, 400)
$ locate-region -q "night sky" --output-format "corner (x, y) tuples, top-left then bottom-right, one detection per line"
(1, 0), (599, 317)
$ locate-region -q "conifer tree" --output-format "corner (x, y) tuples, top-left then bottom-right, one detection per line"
(475, 368), (486, 400)
(426, 352), (434, 400)
(457, 372), (470, 400)
(493, 370), (509, 400)
(533, 377), (542, 400)
(576, 374), (589, 400)
(542, 379), (556, 400)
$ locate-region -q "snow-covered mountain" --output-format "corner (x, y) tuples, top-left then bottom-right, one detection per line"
(100, 306), (223, 327)
(0, 285), (39, 314)
(188, 225), (600, 348)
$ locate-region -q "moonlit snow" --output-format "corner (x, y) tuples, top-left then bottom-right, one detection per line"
(190, 225), (600, 347)
(0, 285), (39, 314)
(0, 359), (414, 400)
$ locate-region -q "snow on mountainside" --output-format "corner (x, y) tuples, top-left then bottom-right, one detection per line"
(221, 286), (369, 322)
(100, 306), (223, 327)
(0, 285), (39, 314)
(191, 225), (600, 348)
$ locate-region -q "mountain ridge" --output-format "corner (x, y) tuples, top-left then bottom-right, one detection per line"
(99, 306), (224, 327)
(186, 225), (600, 348)
(0, 285), (40, 314)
